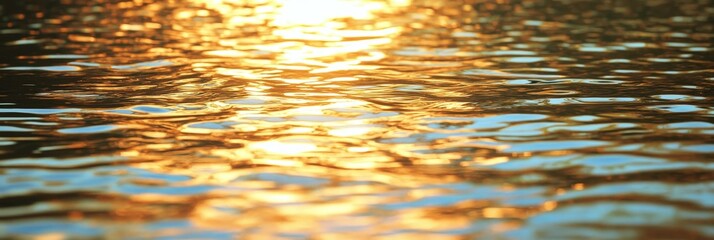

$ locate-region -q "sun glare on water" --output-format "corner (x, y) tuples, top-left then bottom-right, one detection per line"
(272, 0), (380, 26)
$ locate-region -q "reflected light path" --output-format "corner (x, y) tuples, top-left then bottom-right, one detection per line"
(0, 0), (712, 239)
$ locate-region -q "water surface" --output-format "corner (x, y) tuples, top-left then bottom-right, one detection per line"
(0, 0), (713, 239)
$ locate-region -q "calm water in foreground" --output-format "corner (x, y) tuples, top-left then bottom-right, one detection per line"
(0, 0), (713, 239)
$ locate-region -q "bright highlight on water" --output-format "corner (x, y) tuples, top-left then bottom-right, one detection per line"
(0, 0), (712, 239)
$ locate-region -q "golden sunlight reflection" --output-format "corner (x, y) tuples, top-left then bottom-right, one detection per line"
(272, 0), (382, 26)
(250, 140), (318, 155)
(190, 0), (410, 73)
(3, 0), (713, 238)
(178, 164), (482, 238)
(328, 125), (375, 137)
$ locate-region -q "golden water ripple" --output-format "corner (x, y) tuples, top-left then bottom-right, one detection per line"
(0, 0), (713, 239)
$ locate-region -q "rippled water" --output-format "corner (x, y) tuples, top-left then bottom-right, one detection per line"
(0, 0), (713, 239)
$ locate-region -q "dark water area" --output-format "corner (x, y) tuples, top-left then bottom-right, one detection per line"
(0, 0), (713, 239)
